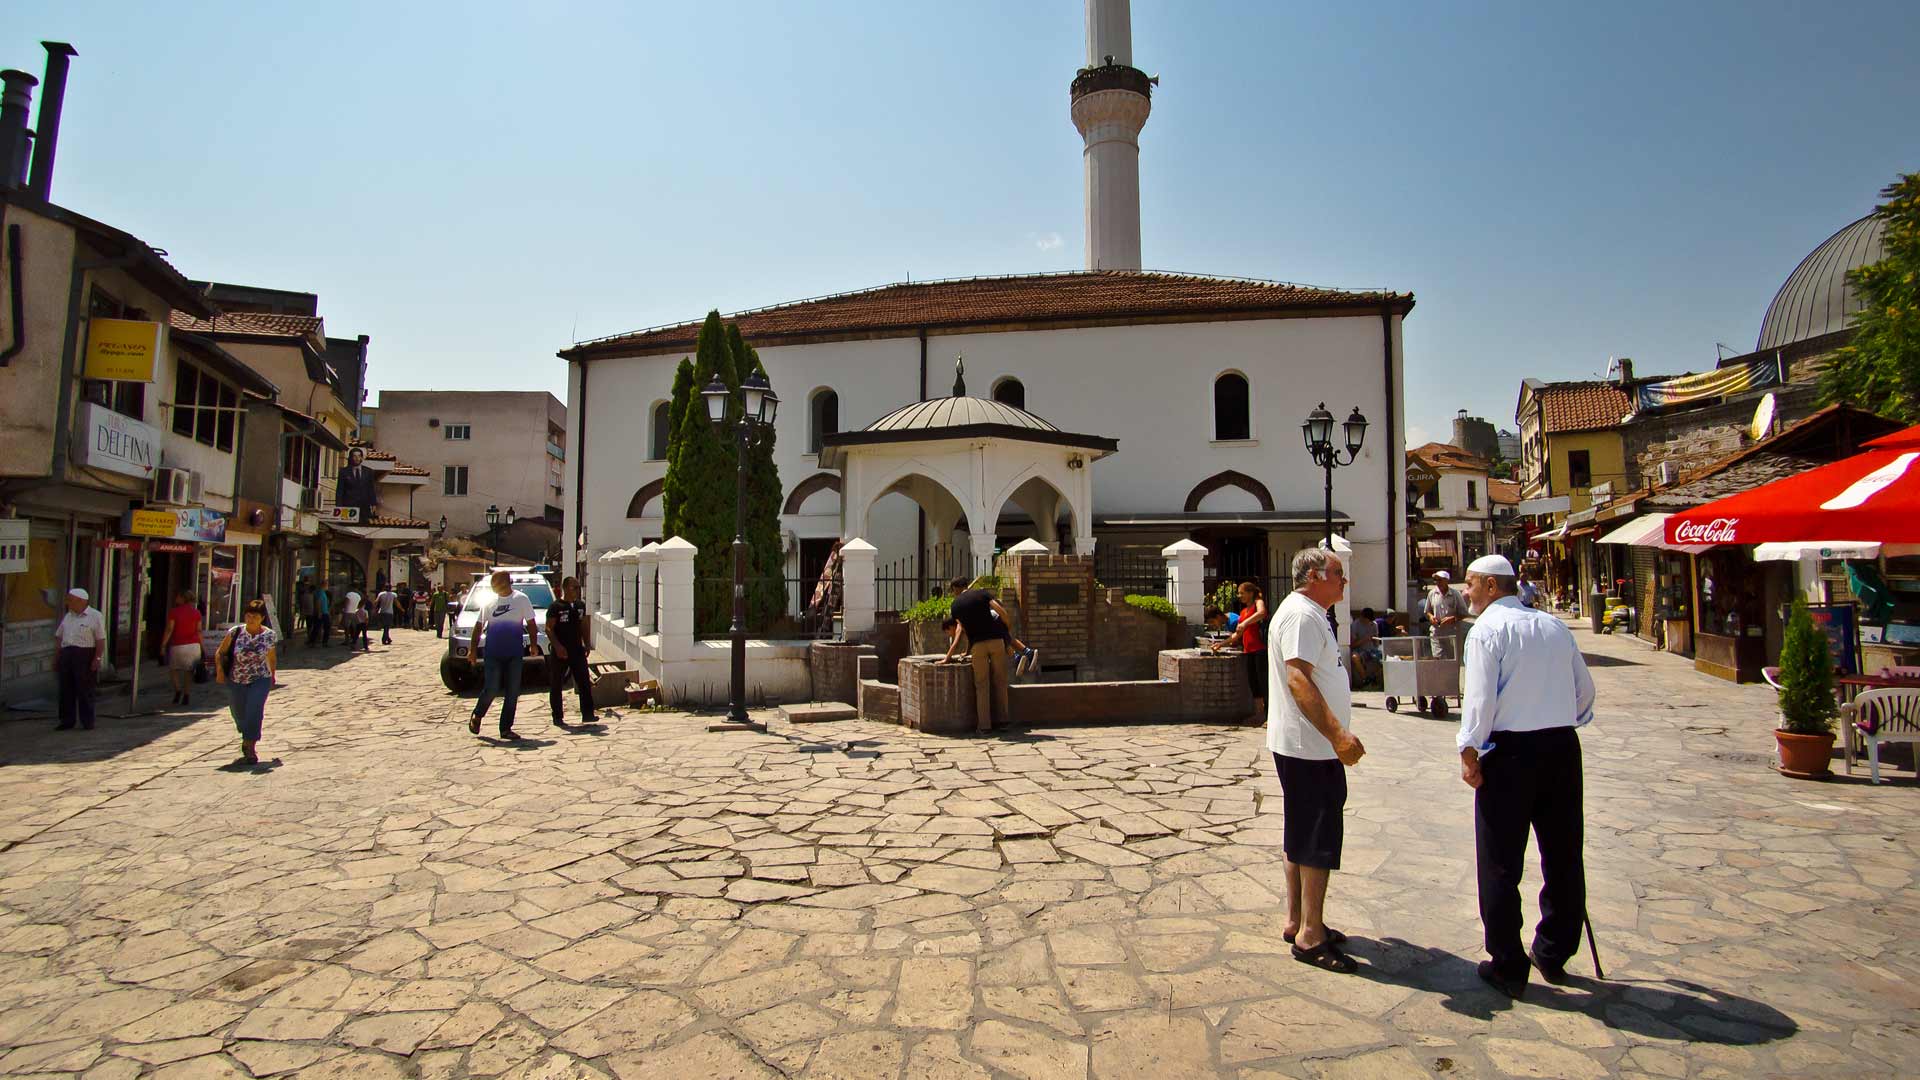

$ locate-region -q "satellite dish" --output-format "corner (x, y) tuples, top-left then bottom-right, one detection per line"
(1749, 392), (1777, 442)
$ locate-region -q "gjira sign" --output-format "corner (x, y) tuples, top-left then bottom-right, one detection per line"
(1672, 517), (1739, 544)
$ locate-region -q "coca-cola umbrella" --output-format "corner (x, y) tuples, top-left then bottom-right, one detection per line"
(1663, 423), (1920, 546)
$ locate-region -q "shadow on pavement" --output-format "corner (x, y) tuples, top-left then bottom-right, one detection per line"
(0, 706), (214, 765)
(216, 758), (285, 774)
(1358, 937), (1796, 1045)
(1579, 653), (1643, 667)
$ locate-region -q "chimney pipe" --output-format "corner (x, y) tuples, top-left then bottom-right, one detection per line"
(0, 69), (36, 191)
(1617, 358), (1634, 386)
(27, 42), (76, 201)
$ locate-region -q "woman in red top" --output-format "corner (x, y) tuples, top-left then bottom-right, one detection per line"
(1210, 580), (1269, 725)
(159, 590), (204, 707)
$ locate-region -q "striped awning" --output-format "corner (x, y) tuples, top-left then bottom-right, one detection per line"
(1596, 513), (1710, 554)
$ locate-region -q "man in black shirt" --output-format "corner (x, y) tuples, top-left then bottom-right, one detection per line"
(941, 576), (1019, 733)
(546, 577), (596, 727)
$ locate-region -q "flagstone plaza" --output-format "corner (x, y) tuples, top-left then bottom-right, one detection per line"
(1, 622), (1916, 1079)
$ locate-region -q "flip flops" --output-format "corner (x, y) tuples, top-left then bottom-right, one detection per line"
(1282, 927), (1347, 946)
(1291, 941), (1357, 974)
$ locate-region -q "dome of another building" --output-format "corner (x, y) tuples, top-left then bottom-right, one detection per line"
(1756, 213), (1886, 352)
(861, 396), (1062, 434)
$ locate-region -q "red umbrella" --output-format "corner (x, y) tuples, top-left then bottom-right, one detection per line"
(1664, 423), (1920, 546)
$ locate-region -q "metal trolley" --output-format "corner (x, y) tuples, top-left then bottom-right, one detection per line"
(1380, 634), (1460, 718)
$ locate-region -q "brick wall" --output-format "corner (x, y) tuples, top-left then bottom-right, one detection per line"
(1622, 382), (1823, 489)
(1003, 554), (1093, 665)
(898, 656), (978, 735)
(808, 641), (875, 705)
(857, 679), (900, 724)
(1160, 649), (1254, 721)
(1088, 588), (1186, 680)
(1007, 680), (1182, 725)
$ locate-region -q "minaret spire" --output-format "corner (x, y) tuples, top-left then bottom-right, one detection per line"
(1070, 0), (1152, 271)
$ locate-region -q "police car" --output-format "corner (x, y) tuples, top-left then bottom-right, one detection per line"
(441, 568), (555, 691)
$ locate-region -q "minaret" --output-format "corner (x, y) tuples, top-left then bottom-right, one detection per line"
(1070, 0), (1152, 271)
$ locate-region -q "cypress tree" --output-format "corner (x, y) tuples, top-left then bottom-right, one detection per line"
(661, 357), (696, 538)
(730, 323), (786, 629)
(668, 312), (745, 633)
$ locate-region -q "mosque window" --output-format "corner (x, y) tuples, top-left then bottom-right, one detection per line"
(810, 389), (839, 454)
(993, 378), (1026, 410)
(1213, 373), (1250, 441)
(649, 401), (671, 461)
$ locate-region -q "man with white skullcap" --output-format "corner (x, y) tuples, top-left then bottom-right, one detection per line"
(1456, 554), (1595, 998)
(53, 588), (107, 731)
(1423, 569), (1468, 661)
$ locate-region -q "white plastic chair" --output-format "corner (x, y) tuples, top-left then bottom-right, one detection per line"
(1842, 687), (1920, 784)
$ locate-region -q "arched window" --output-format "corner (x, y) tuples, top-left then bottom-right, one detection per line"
(649, 401), (671, 461)
(1213, 373), (1250, 441)
(993, 378), (1026, 410)
(810, 389), (839, 454)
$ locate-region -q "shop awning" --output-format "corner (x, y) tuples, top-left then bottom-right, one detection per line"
(1416, 540), (1453, 558)
(1595, 513), (1711, 554)
(1751, 541), (1920, 562)
(1665, 423), (1920, 546)
(1532, 524), (1568, 542)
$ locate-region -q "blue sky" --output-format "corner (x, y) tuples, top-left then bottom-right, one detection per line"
(11, 1), (1918, 448)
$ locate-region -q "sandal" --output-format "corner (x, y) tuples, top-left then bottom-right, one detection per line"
(1291, 941), (1358, 974)
(1283, 927), (1347, 946)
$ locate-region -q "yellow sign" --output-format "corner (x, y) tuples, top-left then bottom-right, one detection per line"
(127, 509), (179, 538)
(84, 318), (163, 382)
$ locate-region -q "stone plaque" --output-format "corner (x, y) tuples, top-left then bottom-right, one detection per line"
(1035, 583), (1080, 606)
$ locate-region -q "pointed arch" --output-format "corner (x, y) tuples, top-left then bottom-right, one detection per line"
(626, 478), (667, 518)
(783, 472), (842, 515)
(1184, 470), (1274, 513)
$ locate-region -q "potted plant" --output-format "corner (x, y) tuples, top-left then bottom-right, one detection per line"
(1774, 596), (1837, 778)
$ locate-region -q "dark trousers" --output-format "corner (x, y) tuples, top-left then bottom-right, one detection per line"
(475, 654), (524, 735)
(548, 643), (594, 724)
(378, 612), (393, 644)
(56, 646), (97, 729)
(308, 612), (330, 646)
(1474, 726), (1586, 977)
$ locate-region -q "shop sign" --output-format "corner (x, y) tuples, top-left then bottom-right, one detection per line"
(83, 318), (163, 382)
(101, 539), (141, 551)
(0, 518), (27, 574)
(322, 506), (362, 524)
(149, 541), (196, 554)
(73, 402), (160, 479)
(123, 506), (227, 543)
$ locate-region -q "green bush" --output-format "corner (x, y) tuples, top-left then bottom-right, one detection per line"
(1210, 581), (1239, 615)
(905, 595), (953, 624)
(1123, 594), (1183, 621)
(1777, 596), (1836, 735)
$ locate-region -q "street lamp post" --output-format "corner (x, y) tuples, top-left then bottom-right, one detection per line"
(1302, 403), (1368, 546)
(485, 505), (515, 566)
(703, 369), (779, 730)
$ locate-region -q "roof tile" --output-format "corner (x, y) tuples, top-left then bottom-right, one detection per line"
(170, 309), (326, 340)
(1536, 382), (1633, 434)
(1408, 441), (1490, 471)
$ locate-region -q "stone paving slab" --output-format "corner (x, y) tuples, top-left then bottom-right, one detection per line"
(0, 620), (1916, 1077)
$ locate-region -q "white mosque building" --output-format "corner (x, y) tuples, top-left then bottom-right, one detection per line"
(561, 0), (1414, 614)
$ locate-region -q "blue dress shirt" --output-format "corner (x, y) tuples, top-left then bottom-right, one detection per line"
(1456, 595), (1596, 756)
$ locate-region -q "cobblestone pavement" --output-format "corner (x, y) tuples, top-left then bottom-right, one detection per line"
(1, 619), (1917, 1079)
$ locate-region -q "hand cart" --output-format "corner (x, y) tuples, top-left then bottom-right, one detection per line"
(1380, 634), (1460, 718)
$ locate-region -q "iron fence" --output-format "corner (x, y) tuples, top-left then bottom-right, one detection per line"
(1093, 550), (1171, 599)
(875, 543), (974, 614)
(694, 575), (836, 639)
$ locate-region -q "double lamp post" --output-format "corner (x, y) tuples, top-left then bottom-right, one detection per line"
(484, 504), (515, 566)
(1302, 402), (1368, 546)
(703, 369), (779, 730)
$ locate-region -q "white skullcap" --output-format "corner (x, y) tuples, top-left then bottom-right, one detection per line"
(1432, 570), (1450, 580)
(1468, 554), (1516, 577)
(67, 587), (89, 601)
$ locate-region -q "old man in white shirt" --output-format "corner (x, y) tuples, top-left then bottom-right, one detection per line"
(1456, 554), (1596, 999)
(53, 587), (107, 731)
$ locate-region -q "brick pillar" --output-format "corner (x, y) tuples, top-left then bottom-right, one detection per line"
(1163, 538), (1207, 625)
(840, 538), (876, 635)
(654, 536), (696, 663)
(636, 542), (660, 634)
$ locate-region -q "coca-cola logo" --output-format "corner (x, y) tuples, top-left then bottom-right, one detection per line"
(1672, 517), (1739, 544)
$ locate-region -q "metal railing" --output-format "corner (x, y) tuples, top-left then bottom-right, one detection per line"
(875, 543), (974, 614)
(694, 575), (836, 640)
(1093, 550), (1171, 598)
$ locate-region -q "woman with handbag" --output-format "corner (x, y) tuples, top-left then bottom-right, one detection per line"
(216, 599), (279, 765)
(158, 590), (204, 708)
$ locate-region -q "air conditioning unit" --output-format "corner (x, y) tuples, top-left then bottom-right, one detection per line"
(1656, 461), (1679, 486)
(150, 467), (192, 505)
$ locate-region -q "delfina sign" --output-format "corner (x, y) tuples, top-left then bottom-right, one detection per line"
(73, 402), (159, 479)
(83, 318), (163, 382)
(123, 506), (228, 543)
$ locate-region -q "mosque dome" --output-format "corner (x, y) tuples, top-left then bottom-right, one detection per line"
(861, 396), (1062, 435)
(1755, 213), (1886, 352)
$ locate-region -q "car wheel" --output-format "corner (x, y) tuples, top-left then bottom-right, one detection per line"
(441, 654), (478, 693)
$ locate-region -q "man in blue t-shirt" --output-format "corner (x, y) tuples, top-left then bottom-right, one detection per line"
(466, 572), (541, 740)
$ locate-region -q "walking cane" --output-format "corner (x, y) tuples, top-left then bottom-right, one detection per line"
(1583, 911), (1605, 979)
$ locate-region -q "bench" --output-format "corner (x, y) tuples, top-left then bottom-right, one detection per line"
(1841, 687), (1920, 784)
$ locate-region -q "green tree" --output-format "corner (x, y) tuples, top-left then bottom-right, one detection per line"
(1776, 597), (1836, 735)
(661, 357), (696, 538)
(666, 312), (743, 633)
(1819, 173), (1920, 423)
(729, 323), (786, 631)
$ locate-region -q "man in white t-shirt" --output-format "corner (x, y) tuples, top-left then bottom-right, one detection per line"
(467, 571), (541, 740)
(342, 589), (367, 650)
(1268, 547), (1365, 974)
(375, 586), (399, 645)
(53, 587), (107, 731)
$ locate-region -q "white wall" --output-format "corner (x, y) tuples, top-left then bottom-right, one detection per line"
(569, 313), (1406, 610)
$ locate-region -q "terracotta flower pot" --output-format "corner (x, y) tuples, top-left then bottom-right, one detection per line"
(1774, 729), (1835, 779)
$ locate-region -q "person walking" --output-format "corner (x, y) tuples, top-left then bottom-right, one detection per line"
(296, 582), (314, 640)
(158, 590), (204, 707)
(1270, 548), (1365, 974)
(941, 576), (1020, 733)
(430, 583), (451, 638)
(215, 599), (279, 766)
(467, 571), (540, 740)
(53, 588), (106, 731)
(1208, 580), (1269, 724)
(309, 586), (332, 647)
(342, 588), (366, 650)
(374, 584), (399, 645)
(546, 577), (597, 727)
(1455, 554), (1596, 999)
(1515, 566), (1541, 609)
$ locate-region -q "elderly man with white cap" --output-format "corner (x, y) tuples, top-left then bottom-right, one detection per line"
(53, 587), (107, 731)
(1423, 569), (1469, 661)
(1456, 553), (1596, 999)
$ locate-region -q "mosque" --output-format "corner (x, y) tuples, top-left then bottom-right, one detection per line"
(561, 0), (1414, 614)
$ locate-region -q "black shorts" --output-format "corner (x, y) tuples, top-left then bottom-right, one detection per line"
(1273, 753), (1347, 870)
(1243, 650), (1268, 699)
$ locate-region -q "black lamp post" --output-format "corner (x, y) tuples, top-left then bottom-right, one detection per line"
(1302, 403), (1368, 546)
(485, 505), (515, 566)
(703, 369), (780, 729)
